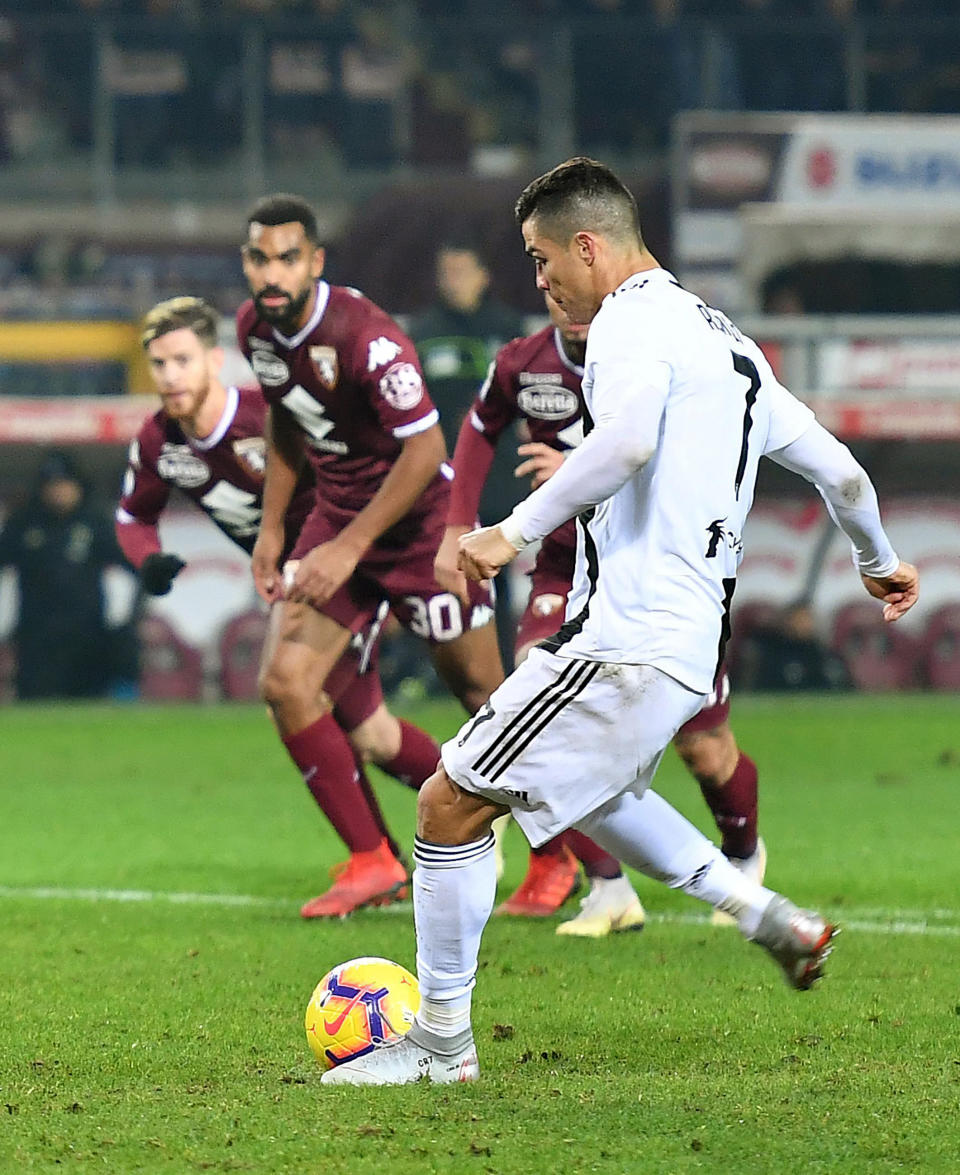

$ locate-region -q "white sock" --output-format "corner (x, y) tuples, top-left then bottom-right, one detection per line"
(577, 789), (775, 937)
(412, 832), (496, 1039)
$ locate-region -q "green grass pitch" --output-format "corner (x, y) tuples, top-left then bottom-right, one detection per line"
(1, 694), (960, 1173)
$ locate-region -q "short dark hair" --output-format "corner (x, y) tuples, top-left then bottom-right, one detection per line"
(436, 238), (486, 263)
(514, 157), (642, 246)
(141, 296), (219, 350)
(246, 193), (320, 245)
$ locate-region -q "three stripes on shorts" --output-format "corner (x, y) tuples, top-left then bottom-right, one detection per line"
(470, 659), (601, 782)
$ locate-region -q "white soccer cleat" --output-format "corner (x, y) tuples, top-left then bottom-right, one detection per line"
(320, 1027), (479, 1086)
(556, 874), (646, 938)
(712, 836), (767, 926)
(752, 894), (838, 990)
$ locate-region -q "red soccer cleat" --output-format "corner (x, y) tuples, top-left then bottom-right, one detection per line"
(494, 845), (581, 916)
(300, 839), (409, 919)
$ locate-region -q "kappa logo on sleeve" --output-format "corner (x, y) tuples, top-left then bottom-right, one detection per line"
(379, 362), (424, 410)
(367, 336), (403, 372)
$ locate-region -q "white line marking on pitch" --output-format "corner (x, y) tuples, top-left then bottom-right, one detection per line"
(0, 885), (294, 909)
(1, 885), (959, 936)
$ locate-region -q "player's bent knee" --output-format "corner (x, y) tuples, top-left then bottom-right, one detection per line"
(347, 705), (402, 765)
(431, 625), (505, 715)
(258, 643), (326, 711)
(674, 725), (738, 787)
(416, 767), (504, 846)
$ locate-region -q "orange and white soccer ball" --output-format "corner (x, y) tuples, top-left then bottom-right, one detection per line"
(305, 956), (420, 1071)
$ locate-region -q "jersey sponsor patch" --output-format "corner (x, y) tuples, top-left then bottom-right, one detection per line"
(248, 348), (290, 387)
(232, 436), (267, 478)
(309, 345), (338, 389)
(367, 335), (403, 371)
(517, 385), (579, 421)
(157, 443), (210, 488)
(379, 361), (424, 410)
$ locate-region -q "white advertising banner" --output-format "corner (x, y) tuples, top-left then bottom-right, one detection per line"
(818, 339), (960, 392)
(777, 117), (960, 209)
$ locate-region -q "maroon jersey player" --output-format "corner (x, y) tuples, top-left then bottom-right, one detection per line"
(237, 195), (505, 913)
(117, 297), (444, 916)
(436, 295), (765, 937)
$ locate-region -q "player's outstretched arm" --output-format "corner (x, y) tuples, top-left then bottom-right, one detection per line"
(254, 405), (302, 602)
(440, 412), (500, 605)
(435, 524), (471, 605)
(288, 424), (446, 609)
(861, 561), (919, 623)
(768, 421), (917, 620)
(494, 414), (655, 554)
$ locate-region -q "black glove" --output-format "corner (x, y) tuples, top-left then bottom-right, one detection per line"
(140, 553), (186, 596)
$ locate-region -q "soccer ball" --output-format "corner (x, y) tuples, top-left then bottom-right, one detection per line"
(305, 956), (420, 1071)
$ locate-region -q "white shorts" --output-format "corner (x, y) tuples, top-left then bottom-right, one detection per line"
(441, 648), (705, 847)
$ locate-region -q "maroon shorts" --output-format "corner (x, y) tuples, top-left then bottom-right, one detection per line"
(290, 505), (494, 644)
(515, 568), (571, 657)
(514, 538), (575, 657)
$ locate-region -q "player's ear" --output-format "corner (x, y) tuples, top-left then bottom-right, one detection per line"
(574, 232), (597, 265)
(209, 345), (225, 373)
(311, 246), (326, 279)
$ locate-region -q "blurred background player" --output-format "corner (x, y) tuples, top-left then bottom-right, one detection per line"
(410, 240), (526, 464)
(409, 240), (526, 671)
(116, 296), (443, 917)
(435, 294), (765, 936)
(0, 448), (132, 700)
(237, 194), (507, 901)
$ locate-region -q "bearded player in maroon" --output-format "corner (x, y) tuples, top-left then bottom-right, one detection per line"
(434, 294), (766, 936)
(238, 195), (505, 915)
(116, 297), (444, 916)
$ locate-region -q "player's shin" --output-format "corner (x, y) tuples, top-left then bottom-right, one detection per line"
(411, 832), (496, 1048)
(380, 720), (442, 789)
(699, 751), (759, 860)
(578, 789), (775, 937)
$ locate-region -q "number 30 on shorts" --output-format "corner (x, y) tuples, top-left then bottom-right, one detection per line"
(403, 592), (464, 642)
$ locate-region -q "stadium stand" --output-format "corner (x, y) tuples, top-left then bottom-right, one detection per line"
(830, 601), (919, 692)
(219, 609), (269, 702)
(919, 604), (960, 691)
(138, 614), (204, 702)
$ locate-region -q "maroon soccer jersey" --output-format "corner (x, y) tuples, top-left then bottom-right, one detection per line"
(116, 384), (313, 562)
(447, 324), (583, 561)
(237, 281), (450, 542)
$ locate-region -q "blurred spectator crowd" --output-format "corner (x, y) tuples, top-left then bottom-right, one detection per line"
(2, 1), (960, 171)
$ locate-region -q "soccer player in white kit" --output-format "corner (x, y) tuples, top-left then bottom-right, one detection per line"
(322, 158), (920, 1086)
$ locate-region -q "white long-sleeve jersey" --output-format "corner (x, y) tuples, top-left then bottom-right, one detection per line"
(501, 269), (898, 694)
